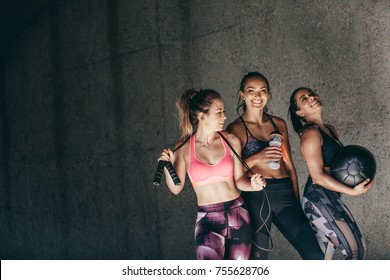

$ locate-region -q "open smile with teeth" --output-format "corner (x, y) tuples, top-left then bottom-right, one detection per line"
(310, 99), (320, 107)
(251, 100), (263, 105)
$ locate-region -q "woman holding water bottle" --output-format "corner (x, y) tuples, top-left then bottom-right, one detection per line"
(157, 88), (266, 260)
(226, 72), (323, 260)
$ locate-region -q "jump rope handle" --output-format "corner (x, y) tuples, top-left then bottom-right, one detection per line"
(153, 137), (190, 187)
(153, 160), (181, 186)
(153, 160), (166, 186)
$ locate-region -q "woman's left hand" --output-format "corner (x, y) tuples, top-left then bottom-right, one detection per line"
(250, 173), (266, 191)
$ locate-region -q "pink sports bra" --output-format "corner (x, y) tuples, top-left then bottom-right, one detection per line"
(188, 132), (234, 187)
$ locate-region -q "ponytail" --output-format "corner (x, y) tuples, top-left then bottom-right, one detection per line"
(176, 88), (221, 140)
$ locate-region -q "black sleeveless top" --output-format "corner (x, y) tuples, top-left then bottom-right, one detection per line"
(241, 114), (281, 159)
(303, 124), (343, 167)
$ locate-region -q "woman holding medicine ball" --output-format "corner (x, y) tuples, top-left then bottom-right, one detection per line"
(289, 86), (374, 259)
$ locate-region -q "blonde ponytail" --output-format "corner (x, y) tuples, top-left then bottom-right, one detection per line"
(176, 88), (222, 140)
(176, 89), (195, 140)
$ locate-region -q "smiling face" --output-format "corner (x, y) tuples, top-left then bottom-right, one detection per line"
(240, 77), (270, 111)
(295, 88), (322, 118)
(199, 98), (226, 131)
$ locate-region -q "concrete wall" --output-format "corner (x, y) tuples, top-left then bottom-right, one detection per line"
(0, 0), (389, 259)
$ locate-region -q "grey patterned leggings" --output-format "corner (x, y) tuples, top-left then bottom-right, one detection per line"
(302, 178), (366, 260)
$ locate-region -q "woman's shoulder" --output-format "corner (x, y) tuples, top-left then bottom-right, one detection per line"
(266, 113), (288, 132)
(269, 114), (287, 125)
(174, 137), (191, 153)
(226, 117), (245, 135)
(300, 125), (322, 141)
(221, 131), (241, 146)
(266, 113), (284, 122)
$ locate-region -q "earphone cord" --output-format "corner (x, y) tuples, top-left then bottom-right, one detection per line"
(217, 132), (273, 252)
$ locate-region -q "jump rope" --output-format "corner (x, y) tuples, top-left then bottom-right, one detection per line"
(153, 132), (273, 252)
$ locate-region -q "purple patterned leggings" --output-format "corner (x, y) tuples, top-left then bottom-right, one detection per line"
(194, 197), (252, 260)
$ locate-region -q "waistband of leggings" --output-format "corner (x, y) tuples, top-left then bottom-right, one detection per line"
(264, 177), (292, 185)
(259, 177), (293, 192)
(305, 176), (341, 197)
(197, 197), (244, 212)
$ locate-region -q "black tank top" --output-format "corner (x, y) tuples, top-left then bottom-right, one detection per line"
(241, 114), (281, 159)
(303, 124), (343, 167)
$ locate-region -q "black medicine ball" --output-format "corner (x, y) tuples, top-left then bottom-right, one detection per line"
(330, 145), (376, 187)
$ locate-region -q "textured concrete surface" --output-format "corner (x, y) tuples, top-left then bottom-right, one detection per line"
(0, 0), (389, 259)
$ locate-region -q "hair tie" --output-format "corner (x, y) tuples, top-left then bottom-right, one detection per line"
(189, 88), (204, 100)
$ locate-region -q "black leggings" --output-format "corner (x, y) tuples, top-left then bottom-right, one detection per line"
(241, 178), (324, 260)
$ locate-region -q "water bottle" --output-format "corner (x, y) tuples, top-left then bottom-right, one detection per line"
(268, 132), (282, 170)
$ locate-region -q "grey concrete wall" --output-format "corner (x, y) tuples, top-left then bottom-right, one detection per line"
(0, 0), (389, 259)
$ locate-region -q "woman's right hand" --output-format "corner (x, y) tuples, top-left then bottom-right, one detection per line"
(349, 178), (375, 196)
(252, 146), (283, 165)
(250, 173), (266, 191)
(158, 148), (175, 163)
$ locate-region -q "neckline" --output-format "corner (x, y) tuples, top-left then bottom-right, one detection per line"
(316, 125), (343, 147)
(240, 115), (278, 143)
(192, 134), (228, 166)
(247, 135), (267, 144)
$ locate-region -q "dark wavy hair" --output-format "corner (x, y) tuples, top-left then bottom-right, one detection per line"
(288, 86), (314, 134)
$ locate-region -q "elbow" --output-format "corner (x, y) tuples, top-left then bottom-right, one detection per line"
(310, 172), (326, 185)
(170, 184), (183, 195)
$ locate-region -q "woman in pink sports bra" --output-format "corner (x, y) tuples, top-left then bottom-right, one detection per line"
(158, 88), (266, 260)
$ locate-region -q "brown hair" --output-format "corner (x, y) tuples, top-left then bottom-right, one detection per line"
(288, 87), (314, 134)
(176, 88), (222, 140)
